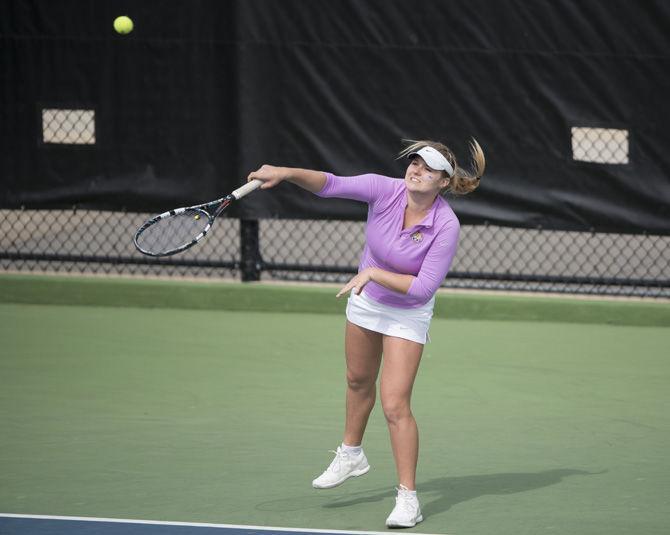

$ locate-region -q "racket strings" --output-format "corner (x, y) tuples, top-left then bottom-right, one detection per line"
(136, 209), (210, 255)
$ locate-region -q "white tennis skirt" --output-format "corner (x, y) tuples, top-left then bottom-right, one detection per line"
(346, 291), (435, 345)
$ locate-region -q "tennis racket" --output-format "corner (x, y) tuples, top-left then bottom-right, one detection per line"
(133, 179), (263, 257)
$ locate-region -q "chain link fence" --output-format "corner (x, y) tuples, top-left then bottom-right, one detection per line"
(3, 117), (667, 297)
(1, 208), (668, 298)
(41, 108), (96, 145)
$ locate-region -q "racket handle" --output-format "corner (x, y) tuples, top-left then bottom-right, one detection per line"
(232, 179), (263, 200)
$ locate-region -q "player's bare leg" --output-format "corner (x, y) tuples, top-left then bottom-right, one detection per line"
(343, 321), (383, 446)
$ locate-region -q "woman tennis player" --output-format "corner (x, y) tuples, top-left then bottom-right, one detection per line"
(248, 139), (485, 528)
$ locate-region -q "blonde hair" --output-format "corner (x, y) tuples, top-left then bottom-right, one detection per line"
(397, 138), (486, 196)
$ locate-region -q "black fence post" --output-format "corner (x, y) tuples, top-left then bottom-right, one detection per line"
(240, 219), (261, 281)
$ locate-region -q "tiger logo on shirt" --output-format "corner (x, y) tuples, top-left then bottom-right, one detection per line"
(411, 231), (423, 243)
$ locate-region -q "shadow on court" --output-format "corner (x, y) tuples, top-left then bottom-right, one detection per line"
(256, 468), (603, 520)
(324, 469), (602, 518)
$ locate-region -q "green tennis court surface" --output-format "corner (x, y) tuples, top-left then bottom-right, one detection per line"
(1, 276), (669, 534)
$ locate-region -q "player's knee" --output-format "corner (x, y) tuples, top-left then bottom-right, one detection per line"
(346, 372), (375, 393)
(381, 397), (411, 425)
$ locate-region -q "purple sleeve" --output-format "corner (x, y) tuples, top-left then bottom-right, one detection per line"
(407, 220), (460, 301)
(316, 173), (396, 207)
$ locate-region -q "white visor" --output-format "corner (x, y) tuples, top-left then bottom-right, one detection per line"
(408, 146), (454, 177)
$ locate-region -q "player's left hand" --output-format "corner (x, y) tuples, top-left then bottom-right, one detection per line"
(337, 268), (374, 298)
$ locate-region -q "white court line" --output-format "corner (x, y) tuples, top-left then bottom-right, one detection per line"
(0, 514), (446, 535)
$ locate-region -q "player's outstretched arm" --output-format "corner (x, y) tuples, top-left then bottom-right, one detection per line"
(248, 165), (327, 193)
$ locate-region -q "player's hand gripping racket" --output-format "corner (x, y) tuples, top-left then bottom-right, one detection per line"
(133, 179), (262, 257)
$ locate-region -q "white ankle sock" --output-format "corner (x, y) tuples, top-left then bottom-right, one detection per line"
(341, 443), (362, 456)
(398, 484), (417, 497)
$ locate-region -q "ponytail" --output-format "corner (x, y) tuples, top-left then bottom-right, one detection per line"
(447, 139), (486, 196)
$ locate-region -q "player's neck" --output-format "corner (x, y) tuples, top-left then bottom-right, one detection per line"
(405, 191), (437, 214)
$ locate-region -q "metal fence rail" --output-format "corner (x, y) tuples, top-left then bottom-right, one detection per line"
(1, 208), (668, 298)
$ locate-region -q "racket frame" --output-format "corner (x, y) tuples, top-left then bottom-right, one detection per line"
(133, 179), (262, 257)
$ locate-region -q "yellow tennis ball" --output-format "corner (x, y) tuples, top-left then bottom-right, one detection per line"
(113, 15), (134, 35)
(194, 214), (200, 220)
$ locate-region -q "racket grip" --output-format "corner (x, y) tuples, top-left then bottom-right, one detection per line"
(232, 179), (263, 200)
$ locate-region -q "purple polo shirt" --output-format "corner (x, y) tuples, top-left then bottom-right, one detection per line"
(316, 173), (461, 308)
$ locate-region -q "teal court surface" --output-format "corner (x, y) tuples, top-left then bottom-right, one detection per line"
(1, 275), (669, 535)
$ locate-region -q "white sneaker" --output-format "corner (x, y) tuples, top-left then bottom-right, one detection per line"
(312, 446), (370, 489)
(385, 486), (423, 528)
